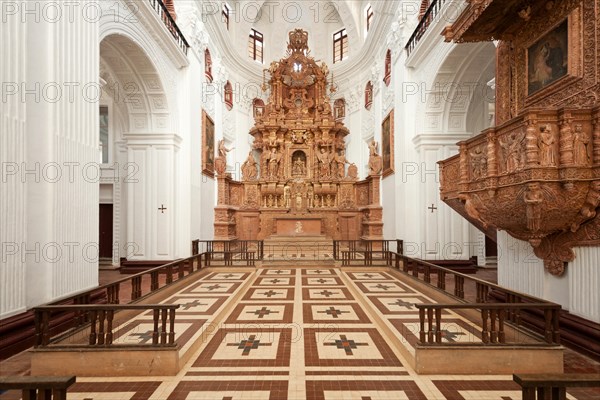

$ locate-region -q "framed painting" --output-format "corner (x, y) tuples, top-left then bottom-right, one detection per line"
(382, 110), (394, 177)
(527, 19), (568, 95)
(202, 110), (215, 177)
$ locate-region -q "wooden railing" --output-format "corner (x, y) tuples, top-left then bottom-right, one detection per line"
(148, 0), (189, 55)
(333, 239), (403, 264)
(513, 374), (600, 400)
(416, 303), (561, 346)
(34, 304), (179, 348)
(0, 376), (75, 400)
(192, 239), (264, 263)
(405, 0), (449, 56)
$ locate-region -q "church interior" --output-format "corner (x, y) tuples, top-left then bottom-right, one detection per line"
(1, 0), (600, 398)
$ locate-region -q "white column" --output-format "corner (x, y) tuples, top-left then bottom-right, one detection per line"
(569, 247), (600, 323)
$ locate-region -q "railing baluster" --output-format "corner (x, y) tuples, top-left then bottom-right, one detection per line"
(153, 308), (159, 345)
(435, 308), (442, 343)
(490, 308), (497, 343)
(481, 309), (489, 343)
(161, 309), (168, 344)
(427, 307), (434, 343)
(419, 307), (426, 343)
(89, 310), (97, 345)
(498, 309), (506, 343)
(97, 310), (105, 345)
(166, 265), (173, 284)
(169, 307), (176, 344)
(106, 310), (114, 345)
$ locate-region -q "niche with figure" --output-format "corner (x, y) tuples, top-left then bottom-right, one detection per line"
(291, 150), (307, 176)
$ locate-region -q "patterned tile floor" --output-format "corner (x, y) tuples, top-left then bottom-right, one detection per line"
(1, 267), (599, 400)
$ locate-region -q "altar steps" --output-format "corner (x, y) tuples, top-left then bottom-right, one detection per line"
(261, 235), (335, 266)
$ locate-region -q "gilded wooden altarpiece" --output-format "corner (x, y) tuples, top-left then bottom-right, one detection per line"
(213, 30), (384, 241)
(440, 0), (600, 275)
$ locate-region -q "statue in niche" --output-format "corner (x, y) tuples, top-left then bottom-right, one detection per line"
(499, 131), (524, 173)
(260, 147), (270, 178)
(334, 150), (350, 178)
(295, 191), (303, 210)
(307, 185), (314, 207)
(570, 180), (600, 232)
(241, 151), (258, 180)
(268, 147), (282, 179)
(368, 139), (383, 175)
(283, 184), (291, 208)
(539, 124), (556, 166)
(317, 147), (331, 178)
(524, 182), (543, 233)
(292, 156), (306, 175)
(573, 124), (590, 165)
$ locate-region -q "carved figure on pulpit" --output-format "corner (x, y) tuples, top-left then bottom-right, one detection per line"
(314, 194), (320, 208)
(260, 147), (270, 178)
(573, 124), (590, 165)
(295, 221), (304, 233)
(241, 151), (258, 180)
(524, 182), (543, 233)
(368, 139), (383, 175)
(307, 185), (314, 207)
(325, 194), (332, 207)
(539, 124), (556, 166)
(571, 180), (600, 232)
(500, 131), (524, 172)
(295, 192), (303, 210)
(283, 184), (291, 208)
(347, 163), (358, 179)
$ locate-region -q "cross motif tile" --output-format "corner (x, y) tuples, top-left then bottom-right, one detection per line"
(129, 330), (155, 344)
(388, 299), (414, 309)
(227, 335), (272, 356)
(180, 299), (207, 310)
(317, 306), (349, 318)
(324, 334), (369, 355)
(246, 306), (279, 318)
(260, 290), (280, 298)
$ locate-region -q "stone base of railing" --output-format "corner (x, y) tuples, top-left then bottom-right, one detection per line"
(414, 345), (563, 375)
(30, 346), (180, 376)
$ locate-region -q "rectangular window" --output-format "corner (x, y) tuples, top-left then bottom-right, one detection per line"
(248, 29), (263, 63)
(333, 28), (348, 63)
(222, 3), (230, 30)
(366, 6), (373, 32)
(99, 106), (109, 164)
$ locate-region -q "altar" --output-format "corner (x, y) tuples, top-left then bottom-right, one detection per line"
(212, 29), (384, 241)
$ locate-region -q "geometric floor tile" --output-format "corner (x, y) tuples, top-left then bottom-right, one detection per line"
(145, 296), (227, 315)
(204, 272), (251, 280)
(69, 381), (161, 400)
(433, 380), (523, 400)
(302, 287), (355, 301)
(306, 380), (427, 400)
(180, 281), (242, 295)
(242, 287), (295, 301)
(302, 268), (337, 275)
(192, 328), (292, 367)
(303, 303), (371, 323)
(354, 281), (416, 294)
(225, 303), (293, 324)
(305, 328), (402, 367)
(260, 268), (296, 276)
(367, 295), (439, 315)
(302, 277), (344, 286)
(347, 271), (396, 280)
(390, 318), (483, 353)
(166, 381), (288, 400)
(255, 277), (295, 286)
(112, 319), (206, 350)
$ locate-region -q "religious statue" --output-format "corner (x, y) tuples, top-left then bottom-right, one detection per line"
(500, 131), (524, 173)
(524, 182), (543, 233)
(539, 124), (556, 166)
(295, 191), (303, 210)
(241, 151), (258, 180)
(307, 185), (314, 208)
(334, 150), (350, 178)
(347, 163), (358, 179)
(573, 124), (590, 165)
(469, 146), (487, 179)
(268, 147), (282, 179)
(283, 184), (291, 208)
(295, 221), (304, 234)
(368, 139), (383, 175)
(215, 139), (234, 175)
(317, 147), (331, 178)
(292, 156), (306, 176)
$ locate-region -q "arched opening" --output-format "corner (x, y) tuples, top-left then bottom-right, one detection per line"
(291, 150), (307, 177)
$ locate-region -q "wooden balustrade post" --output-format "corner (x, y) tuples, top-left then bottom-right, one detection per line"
(427, 308), (434, 343)
(490, 308), (498, 343)
(498, 309), (506, 343)
(403, 257), (409, 273)
(152, 309), (159, 345)
(413, 261), (419, 277)
(454, 275), (464, 298)
(419, 308), (425, 343)
(169, 308), (176, 344)
(151, 271), (159, 291)
(481, 309), (490, 343)
(552, 309), (561, 344)
(41, 311), (50, 346)
(161, 309), (168, 344)
(106, 310), (114, 345)
(438, 270), (446, 290)
(178, 262), (185, 279)
(97, 310), (106, 345)
(89, 310), (97, 345)
(424, 264), (431, 283)
(166, 266), (173, 284)
(34, 311), (42, 347)
(395, 254), (400, 270)
(435, 308), (442, 343)
(544, 309), (553, 344)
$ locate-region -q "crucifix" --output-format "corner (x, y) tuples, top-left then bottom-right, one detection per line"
(428, 204), (437, 213)
(158, 204), (167, 213)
